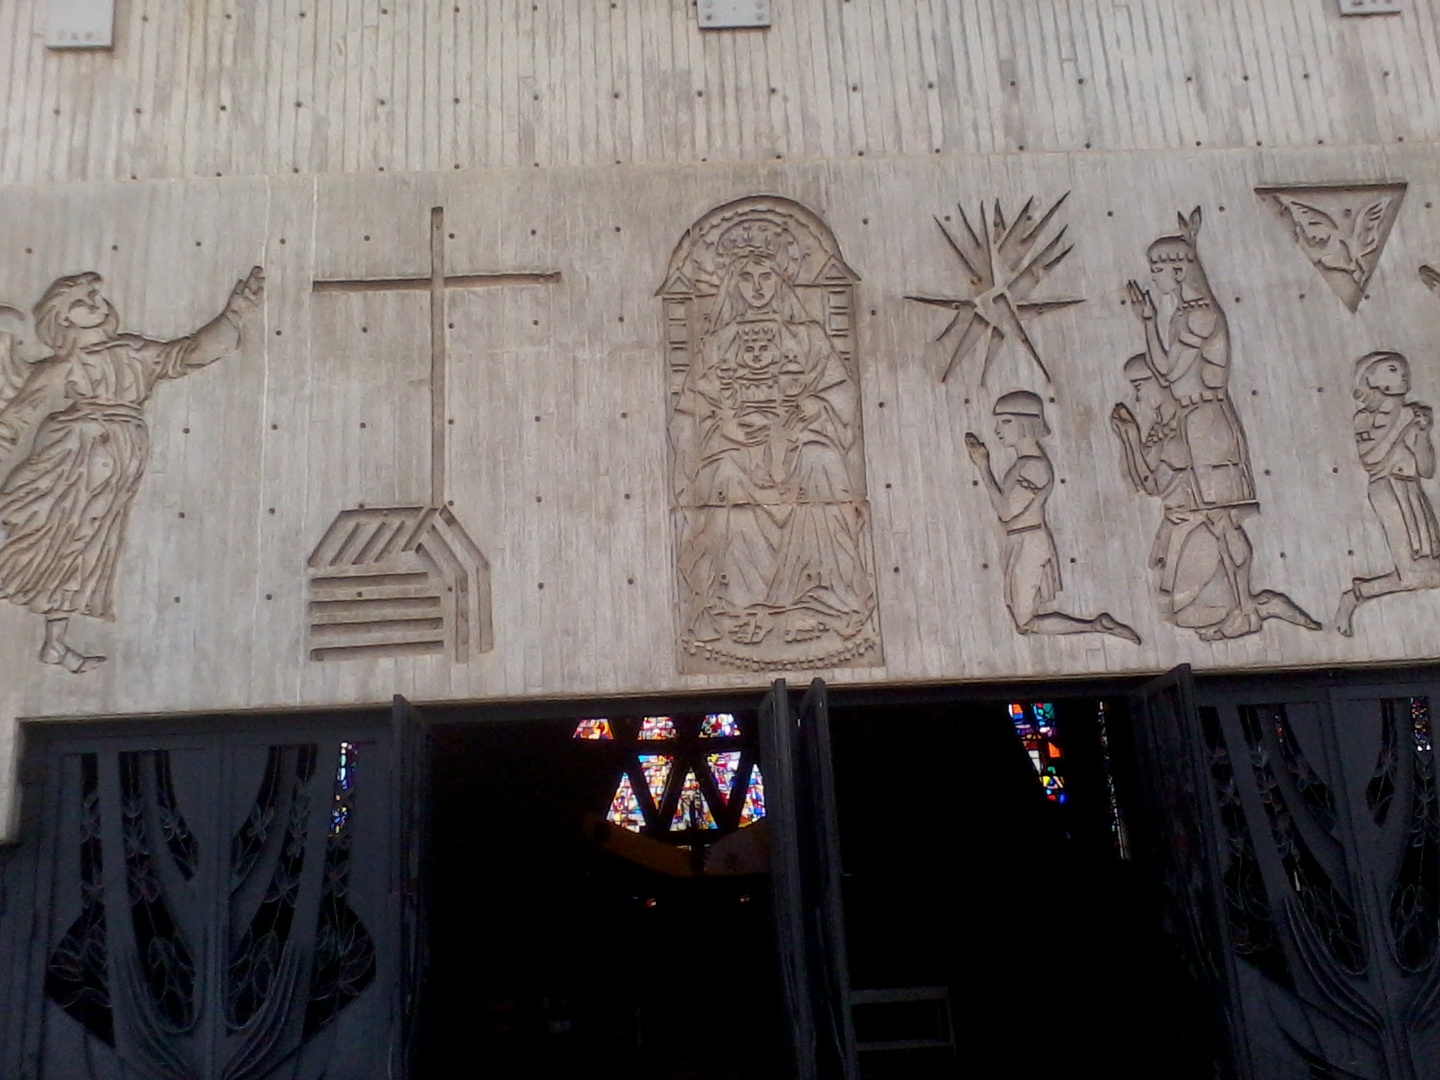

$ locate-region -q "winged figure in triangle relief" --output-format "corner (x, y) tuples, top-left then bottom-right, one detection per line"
(1277, 194), (1393, 284)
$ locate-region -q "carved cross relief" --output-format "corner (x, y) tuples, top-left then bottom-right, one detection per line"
(306, 207), (560, 662)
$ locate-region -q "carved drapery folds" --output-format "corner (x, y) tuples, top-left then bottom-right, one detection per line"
(660, 197), (882, 674)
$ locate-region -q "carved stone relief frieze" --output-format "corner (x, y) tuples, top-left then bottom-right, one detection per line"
(905, 194), (1083, 384)
(303, 206), (547, 662)
(659, 196), (882, 673)
(965, 391), (1140, 644)
(0, 266), (265, 672)
(1110, 208), (1320, 640)
(1257, 182), (1406, 312)
(1335, 351), (1440, 635)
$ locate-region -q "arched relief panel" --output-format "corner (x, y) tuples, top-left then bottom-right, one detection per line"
(659, 196), (883, 674)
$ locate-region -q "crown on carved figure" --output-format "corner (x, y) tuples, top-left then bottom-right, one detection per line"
(738, 323), (778, 342)
(716, 219), (799, 273)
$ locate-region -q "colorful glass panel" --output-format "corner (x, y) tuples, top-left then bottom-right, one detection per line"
(707, 751), (743, 803)
(638, 716), (677, 740)
(1009, 701), (1066, 804)
(738, 763), (767, 826)
(669, 769), (718, 831)
(638, 754), (673, 811)
(331, 741), (356, 835)
(606, 773), (646, 832)
(699, 713), (741, 738)
(572, 718), (614, 741)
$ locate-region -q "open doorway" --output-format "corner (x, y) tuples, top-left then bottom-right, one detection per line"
(418, 691), (1211, 1078)
(828, 697), (1213, 1078)
(422, 710), (786, 1079)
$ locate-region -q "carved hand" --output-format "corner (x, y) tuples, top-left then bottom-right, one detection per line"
(1126, 280), (1156, 321)
(963, 432), (988, 463)
(225, 266), (266, 317)
(1412, 404), (1433, 431)
(1110, 402), (1139, 434)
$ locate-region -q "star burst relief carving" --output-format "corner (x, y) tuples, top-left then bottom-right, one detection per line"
(906, 193), (1084, 385)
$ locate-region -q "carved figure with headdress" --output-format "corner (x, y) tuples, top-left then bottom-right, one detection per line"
(662, 196), (880, 672)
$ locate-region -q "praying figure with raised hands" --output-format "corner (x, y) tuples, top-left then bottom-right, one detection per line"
(0, 266), (264, 672)
(966, 390), (1140, 645)
(1336, 350), (1440, 635)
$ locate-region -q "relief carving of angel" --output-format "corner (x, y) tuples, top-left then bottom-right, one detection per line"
(0, 267), (264, 672)
(1276, 194), (1392, 285)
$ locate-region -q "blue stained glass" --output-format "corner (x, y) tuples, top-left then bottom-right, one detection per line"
(331, 742), (356, 835)
(1009, 702), (1065, 804)
(739, 764), (766, 826)
(699, 713), (742, 738)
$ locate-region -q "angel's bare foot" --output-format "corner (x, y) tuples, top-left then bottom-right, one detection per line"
(1335, 589), (1359, 637)
(1254, 589), (1323, 631)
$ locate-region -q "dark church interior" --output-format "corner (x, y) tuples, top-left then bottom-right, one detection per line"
(421, 696), (1210, 1078)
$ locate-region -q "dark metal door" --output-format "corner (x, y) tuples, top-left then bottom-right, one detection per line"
(795, 679), (860, 1080)
(759, 678), (817, 1080)
(5, 717), (402, 1080)
(1132, 668), (1440, 1079)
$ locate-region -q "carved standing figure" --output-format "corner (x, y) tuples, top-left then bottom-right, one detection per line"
(966, 391), (1139, 644)
(0, 267), (264, 671)
(1115, 208), (1318, 640)
(662, 198), (881, 672)
(1336, 351), (1440, 634)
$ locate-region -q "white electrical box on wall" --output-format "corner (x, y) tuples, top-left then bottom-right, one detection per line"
(697, 0), (771, 30)
(46, 0), (114, 48)
(1337, 0), (1401, 14)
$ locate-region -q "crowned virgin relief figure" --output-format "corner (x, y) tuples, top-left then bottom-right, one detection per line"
(1110, 208), (1318, 640)
(0, 266), (264, 672)
(661, 197), (881, 673)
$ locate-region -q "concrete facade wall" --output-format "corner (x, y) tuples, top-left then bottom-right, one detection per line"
(1, 0), (1436, 838)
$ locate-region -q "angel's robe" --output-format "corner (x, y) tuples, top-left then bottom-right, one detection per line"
(0, 332), (214, 620)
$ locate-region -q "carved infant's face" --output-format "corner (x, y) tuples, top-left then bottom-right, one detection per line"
(1368, 359), (1410, 396)
(65, 287), (110, 329)
(737, 258), (779, 310)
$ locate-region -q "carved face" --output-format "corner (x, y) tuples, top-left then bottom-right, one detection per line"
(1131, 374), (1167, 413)
(1149, 258), (1186, 295)
(737, 258), (779, 310)
(994, 413), (1020, 447)
(1367, 358), (1410, 396)
(65, 286), (111, 329)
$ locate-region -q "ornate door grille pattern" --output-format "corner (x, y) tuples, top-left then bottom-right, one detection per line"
(6, 723), (401, 1080)
(1133, 669), (1440, 1080)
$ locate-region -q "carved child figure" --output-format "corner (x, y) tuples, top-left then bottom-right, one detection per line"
(0, 267), (264, 672)
(966, 391), (1139, 644)
(1336, 351), (1440, 635)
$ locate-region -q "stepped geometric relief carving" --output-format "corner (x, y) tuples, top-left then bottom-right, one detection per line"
(1257, 182), (1406, 312)
(905, 193), (1083, 385)
(1110, 208), (1321, 641)
(306, 506), (492, 662)
(1335, 352), (1440, 635)
(307, 206), (552, 662)
(659, 195), (882, 674)
(0, 266), (264, 673)
(965, 391), (1140, 644)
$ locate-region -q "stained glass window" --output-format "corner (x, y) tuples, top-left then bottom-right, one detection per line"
(739, 763), (766, 825)
(572, 718), (614, 741)
(637, 754), (673, 811)
(1412, 697), (1433, 753)
(331, 742), (356, 835)
(638, 716), (677, 741)
(607, 773), (647, 832)
(698, 713), (741, 738)
(707, 751), (743, 803)
(1009, 701), (1066, 804)
(1097, 702), (1130, 858)
(669, 770), (718, 831)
